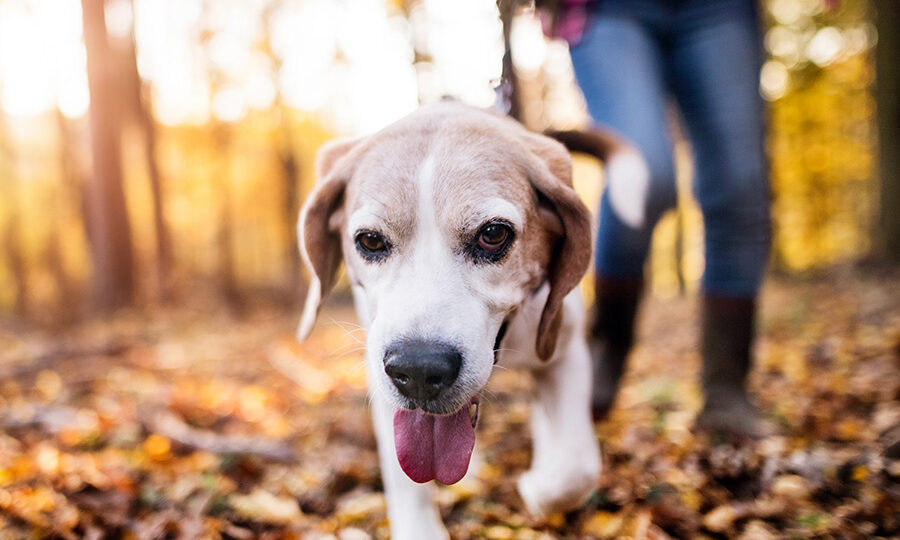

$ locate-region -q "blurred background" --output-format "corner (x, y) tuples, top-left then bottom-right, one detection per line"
(0, 1), (899, 538)
(0, 0), (895, 322)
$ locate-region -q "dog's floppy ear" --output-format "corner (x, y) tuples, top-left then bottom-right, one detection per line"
(297, 136), (366, 341)
(519, 131), (593, 360)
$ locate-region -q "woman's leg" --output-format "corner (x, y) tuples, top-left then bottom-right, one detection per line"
(669, 1), (773, 436)
(571, 14), (678, 279)
(570, 14), (677, 416)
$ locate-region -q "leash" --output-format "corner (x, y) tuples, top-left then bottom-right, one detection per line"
(494, 0), (624, 163)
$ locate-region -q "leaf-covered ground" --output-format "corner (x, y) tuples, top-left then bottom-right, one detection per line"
(1, 269), (898, 539)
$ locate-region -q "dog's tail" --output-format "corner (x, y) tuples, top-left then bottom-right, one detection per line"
(546, 128), (649, 230)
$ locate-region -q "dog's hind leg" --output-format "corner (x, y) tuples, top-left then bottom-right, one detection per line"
(371, 392), (449, 540)
(518, 295), (601, 518)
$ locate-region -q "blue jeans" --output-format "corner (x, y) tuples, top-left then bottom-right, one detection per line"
(569, 0), (770, 297)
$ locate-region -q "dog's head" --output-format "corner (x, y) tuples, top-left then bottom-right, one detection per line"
(297, 103), (591, 483)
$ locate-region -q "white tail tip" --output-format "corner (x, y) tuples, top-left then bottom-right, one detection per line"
(606, 149), (649, 229)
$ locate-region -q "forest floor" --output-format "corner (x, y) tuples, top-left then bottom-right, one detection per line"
(0, 268), (898, 539)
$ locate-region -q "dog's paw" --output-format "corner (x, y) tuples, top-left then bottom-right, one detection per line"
(517, 457), (600, 518)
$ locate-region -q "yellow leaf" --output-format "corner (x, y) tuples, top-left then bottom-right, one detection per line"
(851, 465), (869, 482)
(336, 493), (385, 524)
(483, 525), (514, 540)
(143, 434), (171, 460)
(35, 370), (62, 400)
(582, 510), (624, 537)
(229, 488), (302, 525)
(703, 505), (739, 533)
(738, 519), (778, 540)
(772, 474), (812, 500)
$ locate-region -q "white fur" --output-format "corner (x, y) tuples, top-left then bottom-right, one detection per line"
(477, 198), (525, 231)
(347, 207), (387, 238)
(606, 148), (649, 229)
(511, 289), (601, 516)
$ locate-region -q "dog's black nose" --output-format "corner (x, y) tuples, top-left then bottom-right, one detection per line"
(384, 341), (462, 402)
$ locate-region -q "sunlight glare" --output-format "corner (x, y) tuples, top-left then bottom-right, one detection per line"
(421, 0), (503, 107)
(104, 0), (133, 39)
(0, 0), (86, 118)
(807, 26), (843, 67)
(244, 52), (277, 111)
(134, 0), (210, 125)
(760, 59), (789, 101)
(57, 68), (91, 118)
(511, 13), (547, 75)
(211, 85), (247, 123)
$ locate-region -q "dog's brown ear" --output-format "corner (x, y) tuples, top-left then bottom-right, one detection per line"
(297, 136), (366, 341)
(520, 131), (593, 360)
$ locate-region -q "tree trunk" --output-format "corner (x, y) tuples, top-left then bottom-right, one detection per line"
(674, 205), (686, 294)
(52, 109), (82, 321)
(875, 0), (900, 260)
(1, 112), (29, 316)
(122, 1), (172, 301)
(141, 97), (172, 300)
(81, 0), (135, 310)
(213, 125), (242, 311)
(280, 135), (302, 306)
(3, 224), (28, 317)
(261, 5), (305, 306)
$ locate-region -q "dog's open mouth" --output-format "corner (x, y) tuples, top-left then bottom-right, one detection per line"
(393, 395), (479, 484)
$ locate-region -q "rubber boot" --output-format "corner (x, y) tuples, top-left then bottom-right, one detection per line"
(695, 295), (774, 438)
(589, 276), (642, 419)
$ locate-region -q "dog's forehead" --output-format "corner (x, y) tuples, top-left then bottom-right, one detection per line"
(343, 132), (425, 233)
(431, 134), (532, 209)
(345, 112), (533, 233)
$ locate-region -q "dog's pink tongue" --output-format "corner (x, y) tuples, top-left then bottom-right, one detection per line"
(393, 406), (475, 485)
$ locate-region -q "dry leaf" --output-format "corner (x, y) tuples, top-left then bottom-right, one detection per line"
(229, 488), (302, 525)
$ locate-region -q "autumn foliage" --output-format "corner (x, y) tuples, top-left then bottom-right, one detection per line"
(0, 0), (898, 538)
(0, 274), (898, 538)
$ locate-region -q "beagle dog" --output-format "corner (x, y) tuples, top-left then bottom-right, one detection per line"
(297, 102), (640, 539)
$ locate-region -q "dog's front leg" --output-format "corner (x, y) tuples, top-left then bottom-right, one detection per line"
(518, 314), (601, 517)
(371, 392), (448, 540)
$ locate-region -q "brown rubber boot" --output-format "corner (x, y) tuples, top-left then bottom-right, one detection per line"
(695, 295), (775, 439)
(589, 277), (642, 420)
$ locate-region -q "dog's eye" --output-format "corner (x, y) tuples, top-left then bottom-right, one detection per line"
(467, 221), (514, 263)
(478, 223), (511, 252)
(355, 231), (390, 261)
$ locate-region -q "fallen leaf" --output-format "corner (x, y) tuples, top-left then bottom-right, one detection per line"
(737, 519), (778, 540)
(582, 510), (624, 537)
(335, 492), (385, 524)
(771, 474), (813, 500)
(229, 488), (302, 525)
(703, 504), (740, 533)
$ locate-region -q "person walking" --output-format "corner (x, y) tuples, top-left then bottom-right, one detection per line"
(546, 0), (773, 437)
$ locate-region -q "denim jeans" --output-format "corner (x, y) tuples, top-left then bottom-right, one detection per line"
(569, 0), (770, 297)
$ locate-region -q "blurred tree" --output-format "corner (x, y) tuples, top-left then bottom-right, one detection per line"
(123, 0), (173, 301)
(213, 122), (242, 311)
(874, 0), (899, 260)
(264, 1), (304, 306)
(0, 114), (28, 316)
(82, 0), (135, 310)
(199, 4), (243, 311)
(49, 109), (84, 320)
(278, 127), (302, 306)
